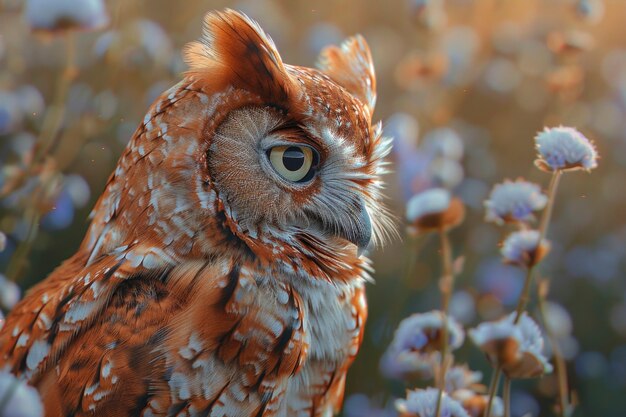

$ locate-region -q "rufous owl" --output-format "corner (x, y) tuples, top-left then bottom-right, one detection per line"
(0, 9), (393, 417)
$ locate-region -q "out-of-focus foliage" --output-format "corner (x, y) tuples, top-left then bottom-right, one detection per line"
(0, 0), (625, 416)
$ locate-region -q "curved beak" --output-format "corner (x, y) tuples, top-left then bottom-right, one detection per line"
(336, 200), (372, 257)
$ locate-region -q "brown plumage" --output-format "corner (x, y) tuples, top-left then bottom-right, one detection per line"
(0, 9), (393, 416)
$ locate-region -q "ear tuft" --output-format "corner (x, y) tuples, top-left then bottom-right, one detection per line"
(183, 9), (293, 102)
(317, 35), (377, 112)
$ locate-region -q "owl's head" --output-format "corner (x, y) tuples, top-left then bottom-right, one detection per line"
(84, 10), (394, 281)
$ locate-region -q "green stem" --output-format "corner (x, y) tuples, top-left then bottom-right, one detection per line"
(503, 377), (511, 417)
(513, 170), (562, 324)
(538, 281), (571, 417)
(434, 230), (454, 417)
(4, 34), (76, 281)
(485, 367), (502, 417)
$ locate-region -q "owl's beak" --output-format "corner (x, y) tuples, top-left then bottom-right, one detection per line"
(337, 201), (372, 257)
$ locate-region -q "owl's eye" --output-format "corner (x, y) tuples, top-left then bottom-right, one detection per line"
(267, 145), (320, 183)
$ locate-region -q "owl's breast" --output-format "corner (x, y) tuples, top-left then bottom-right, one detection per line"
(282, 273), (368, 416)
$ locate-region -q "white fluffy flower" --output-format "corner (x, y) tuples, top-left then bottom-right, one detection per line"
(381, 311), (465, 380)
(25, 0), (109, 33)
(445, 365), (482, 393)
(534, 126), (597, 172)
(452, 390), (504, 417)
(392, 310), (465, 351)
(469, 312), (553, 378)
(396, 388), (470, 417)
(422, 128), (464, 161)
(407, 188), (451, 222)
(484, 180), (548, 224)
(0, 371), (44, 417)
(501, 230), (550, 267)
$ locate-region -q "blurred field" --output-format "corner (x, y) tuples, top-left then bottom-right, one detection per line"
(1, 0), (625, 416)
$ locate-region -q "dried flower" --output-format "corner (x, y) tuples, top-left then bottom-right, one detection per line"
(452, 390), (504, 417)
(469, 312), (553, 379)
(0, 371), (44, 417)
(445, 365), (482, 393)
(396, 388), (470, 417)
(25, 0), (109, 33)
(484, 179), (548, 225)
(534, 126), (598, 172)
(381, 311), (464, 380)
(407, 188), (465, 232)
(501, 230), (550, 268)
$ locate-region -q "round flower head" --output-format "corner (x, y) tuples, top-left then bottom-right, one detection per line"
(381, 311), (465, 380)
(469, 312), (553, 379)
(452, 390), (504, 417)
(0, 371), (44, 417)
(484, 179), (548, 224)
(534, 126), (598, 172)
(25, 0), (109, 34)
(422, 128), (464, 161)
(445, 365), (482, 393)
(396, 388), (470, 417)
(501, 230), (550, 268)
(407, 188), (465, 233)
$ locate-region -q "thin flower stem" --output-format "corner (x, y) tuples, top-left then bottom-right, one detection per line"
(538, 281), (571, 417)
(34, 33), (76, 164)
(4, 34), (77, 281)
(434, 230), (454, 417)
(513, 170), (562, 324)
(485, 367), (502, 417)
(503, 377), (511, 417)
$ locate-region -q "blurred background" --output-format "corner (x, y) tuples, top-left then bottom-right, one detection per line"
(0, 0), (625, 416)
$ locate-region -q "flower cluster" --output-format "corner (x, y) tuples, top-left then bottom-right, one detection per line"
(388, 124), (597, 417)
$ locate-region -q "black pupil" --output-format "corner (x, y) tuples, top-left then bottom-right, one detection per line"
(282, 147), (305, 171)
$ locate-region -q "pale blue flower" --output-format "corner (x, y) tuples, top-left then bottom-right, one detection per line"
(485, 179), (548, 224)
(534, 126), (598, 172)
(469, 312), (553, 378)
(25, 0), (108, 32)
(407, 188), (451, 222)
(501, 230), (550, 267)
(396, 388), (470, 417)
(381, 310), (464, 380)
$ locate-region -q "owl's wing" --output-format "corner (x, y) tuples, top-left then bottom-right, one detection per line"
(0, 255), (308, 417)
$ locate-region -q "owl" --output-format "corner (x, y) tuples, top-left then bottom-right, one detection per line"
(0, 9), (393, 417)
